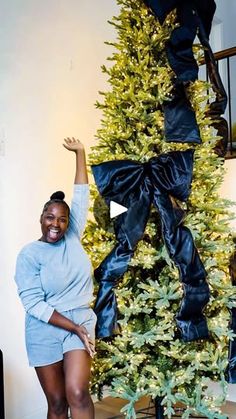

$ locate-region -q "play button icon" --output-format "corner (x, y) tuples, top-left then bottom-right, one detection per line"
(110, 201), (128, 219)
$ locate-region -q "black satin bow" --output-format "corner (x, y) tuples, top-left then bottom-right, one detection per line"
(92, 149), (209, 342)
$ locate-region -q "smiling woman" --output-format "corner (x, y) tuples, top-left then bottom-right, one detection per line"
(14, 138), (96, 419)
(40, 191), (70, 243)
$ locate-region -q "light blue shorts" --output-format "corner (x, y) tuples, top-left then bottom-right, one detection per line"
(25, 307), (97, 367)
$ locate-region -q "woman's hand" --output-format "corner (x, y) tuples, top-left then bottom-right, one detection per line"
(48, 310), (95, 357)
(63, 137), (85, 152)
(75, 325), (96, 358)
(63, 136), (88, 184)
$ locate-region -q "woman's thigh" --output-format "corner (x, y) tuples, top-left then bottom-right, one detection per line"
(35, 360), (66, 402)
(64, 350), (92, 392)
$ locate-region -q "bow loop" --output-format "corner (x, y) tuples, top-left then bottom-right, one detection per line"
(92, 149), (195, 206)
(91, 160), (145, 206)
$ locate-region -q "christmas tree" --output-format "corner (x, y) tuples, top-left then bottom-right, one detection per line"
(83, 0), (235, 417)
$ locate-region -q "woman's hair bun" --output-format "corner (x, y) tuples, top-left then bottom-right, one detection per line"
(50, 191), (65, 201)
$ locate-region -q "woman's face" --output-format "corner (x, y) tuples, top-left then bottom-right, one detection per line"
(40, 203), (69, 243)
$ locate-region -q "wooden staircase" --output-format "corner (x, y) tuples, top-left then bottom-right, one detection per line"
(200, 46), (236, 159)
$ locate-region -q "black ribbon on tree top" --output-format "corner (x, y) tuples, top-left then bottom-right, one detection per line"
(143, 0), (228, 154)
(143, 0), (216, 82)
(92, 150), (210, 342)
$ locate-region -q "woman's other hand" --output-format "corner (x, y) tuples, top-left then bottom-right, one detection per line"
(75, 325), (96, 358)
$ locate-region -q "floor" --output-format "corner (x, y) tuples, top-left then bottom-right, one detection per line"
(94, 396), (236, 418)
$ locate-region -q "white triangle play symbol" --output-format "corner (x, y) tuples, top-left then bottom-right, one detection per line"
(110, 201), (128, 219)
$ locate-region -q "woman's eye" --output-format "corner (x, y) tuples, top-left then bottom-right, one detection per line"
(46, 215), (54, 220)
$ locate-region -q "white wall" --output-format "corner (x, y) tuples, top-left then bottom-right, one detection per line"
(211, 1), (236, 238)
(219, 160), (236, 233)
(214, 0), (236, 125)
(0, 1), (235, 418)
(215, 0), (236, 50)
(0, 1), (118, 418)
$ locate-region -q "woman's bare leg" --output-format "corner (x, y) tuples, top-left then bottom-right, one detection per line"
(64, 350), (94, 419)
(35, 361), (68, 419)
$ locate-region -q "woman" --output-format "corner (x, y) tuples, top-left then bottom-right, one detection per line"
(15, 138), (96, 419)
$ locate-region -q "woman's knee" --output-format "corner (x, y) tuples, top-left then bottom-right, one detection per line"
(66, 386), (91, 409)
(47, 393), (68, 415)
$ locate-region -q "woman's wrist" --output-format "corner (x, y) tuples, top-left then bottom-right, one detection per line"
(75, 144), (85, 153)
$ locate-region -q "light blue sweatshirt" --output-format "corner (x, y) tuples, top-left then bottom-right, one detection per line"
(15, 184), (93, 323)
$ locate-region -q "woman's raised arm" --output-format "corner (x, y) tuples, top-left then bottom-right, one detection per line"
(63, 137), (88, 184)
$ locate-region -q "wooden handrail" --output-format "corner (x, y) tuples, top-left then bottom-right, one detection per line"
(213, 46), (236, 61)
(200, 46), (236, 65)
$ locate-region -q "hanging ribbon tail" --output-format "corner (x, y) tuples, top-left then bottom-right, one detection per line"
(226, 307), (236, 383)
(163, 83), (201, 144)
(92, 161), (152, 338)
(93, 279), (120, 339)
(175, 282), (210, 341)
(175, 315), (209, 342)
(166, 2), (199, 83)
(154, 193), (207, 284)
(143, 0), (201, 143)
(163, 1), (202, 142)
(93, 249), (135, 338)
(151, 150), (209, 341)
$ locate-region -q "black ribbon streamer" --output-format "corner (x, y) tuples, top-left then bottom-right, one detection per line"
(226, 251), (236, 383)
(92, 150), (209, 342)
(226, 307), (236, 383)
(143, 0), (216, 82)
(143, 0), (228, 151)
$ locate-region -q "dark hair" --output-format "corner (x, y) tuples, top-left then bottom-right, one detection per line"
(42, 191), (70, 215)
